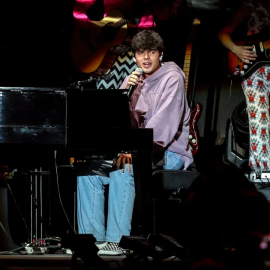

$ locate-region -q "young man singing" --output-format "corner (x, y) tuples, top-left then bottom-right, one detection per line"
(120, 30), (193, 170)
(77, 30), (193, 256)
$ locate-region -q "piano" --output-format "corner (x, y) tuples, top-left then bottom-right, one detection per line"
(0, 87), (153, 251)
(0, 87), (153, 149)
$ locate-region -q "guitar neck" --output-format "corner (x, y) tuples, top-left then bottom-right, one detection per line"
(114, 18), (129, 28)
(183, 43), (192, 93)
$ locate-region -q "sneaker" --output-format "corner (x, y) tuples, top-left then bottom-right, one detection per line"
(247, 171), (270, 184)
(245, 170), (256, 181)
(95, 241), (107, 250)
(97, 242), (125, 256)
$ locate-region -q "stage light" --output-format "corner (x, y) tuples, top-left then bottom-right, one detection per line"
(224, 101), (249, 169)
(231, 100), (249, 150)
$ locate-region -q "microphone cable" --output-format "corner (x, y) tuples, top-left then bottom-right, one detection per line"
(54, 151), (76, 234)
(4, 176), (31, 238)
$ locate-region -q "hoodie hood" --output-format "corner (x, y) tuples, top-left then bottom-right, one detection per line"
(145, 61), (186, 83)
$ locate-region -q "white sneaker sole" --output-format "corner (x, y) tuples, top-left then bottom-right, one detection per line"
(97, 250), (123, 256)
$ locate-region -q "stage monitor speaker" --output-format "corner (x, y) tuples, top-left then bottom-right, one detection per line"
(224, 100), (250, 169)
(224, 120), (249, 169)
(231, 100), (249, 150)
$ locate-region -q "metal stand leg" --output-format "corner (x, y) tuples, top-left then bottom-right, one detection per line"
(35, 168), (38, 242)
(29, 168), (50, 244)
(40, 167), (42, 241)
(30, 173), (33, 242)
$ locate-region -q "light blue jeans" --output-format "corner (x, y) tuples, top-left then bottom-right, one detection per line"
(77, 151), (184, 242)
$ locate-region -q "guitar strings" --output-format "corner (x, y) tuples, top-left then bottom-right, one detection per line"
(113, 18), (129, 28)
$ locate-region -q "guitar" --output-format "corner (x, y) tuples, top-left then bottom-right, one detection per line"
(183, 18), (202, 156)
(71, 9), (129, 74)
(227, 26), (270, 78)
(227, 39), (270, 77)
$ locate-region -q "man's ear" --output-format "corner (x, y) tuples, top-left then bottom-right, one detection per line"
(132, 53), (136, 62)
(159, 53), (163, 61)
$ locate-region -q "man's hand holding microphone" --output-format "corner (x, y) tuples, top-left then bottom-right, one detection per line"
(127, 68), (143, 99)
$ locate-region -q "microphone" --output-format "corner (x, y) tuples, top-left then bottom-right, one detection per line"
(78, 71), (114, 85)
(127, 68), (143, 99)
(69, 72), (114, 88)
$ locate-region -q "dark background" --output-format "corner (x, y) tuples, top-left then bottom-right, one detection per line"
(0, 0), (75, 87)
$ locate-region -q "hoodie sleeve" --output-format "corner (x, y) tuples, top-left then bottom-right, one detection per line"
(119, 75), (130, 89)
(145, 73), (189, 151)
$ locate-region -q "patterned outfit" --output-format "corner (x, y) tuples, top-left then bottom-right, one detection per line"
(242, 66), (270, 172)
(241, 0), (270, 173)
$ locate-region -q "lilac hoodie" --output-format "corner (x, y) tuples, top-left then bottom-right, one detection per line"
(120, 62), (193, 169)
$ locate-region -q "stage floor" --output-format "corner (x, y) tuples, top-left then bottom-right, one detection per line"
(0, 251), (183, 270)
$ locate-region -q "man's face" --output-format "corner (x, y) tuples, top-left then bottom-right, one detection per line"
(134, 49), (162, 78)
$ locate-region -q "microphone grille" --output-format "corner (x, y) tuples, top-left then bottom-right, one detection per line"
(135, 68), (143, 75)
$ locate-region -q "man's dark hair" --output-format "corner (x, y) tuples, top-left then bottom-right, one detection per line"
(131, 30), (164, 54)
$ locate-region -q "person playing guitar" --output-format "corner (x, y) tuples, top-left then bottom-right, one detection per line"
(71, 0), (159, 76)
(218, 0), (270, 176)
(71, 0), (183, 76)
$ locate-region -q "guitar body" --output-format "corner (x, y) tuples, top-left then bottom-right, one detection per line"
(189, 103), (201, 156)
(183, 18), (201, 156)
(227, 38), (270, 77)
(71, 10), (128, 74)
